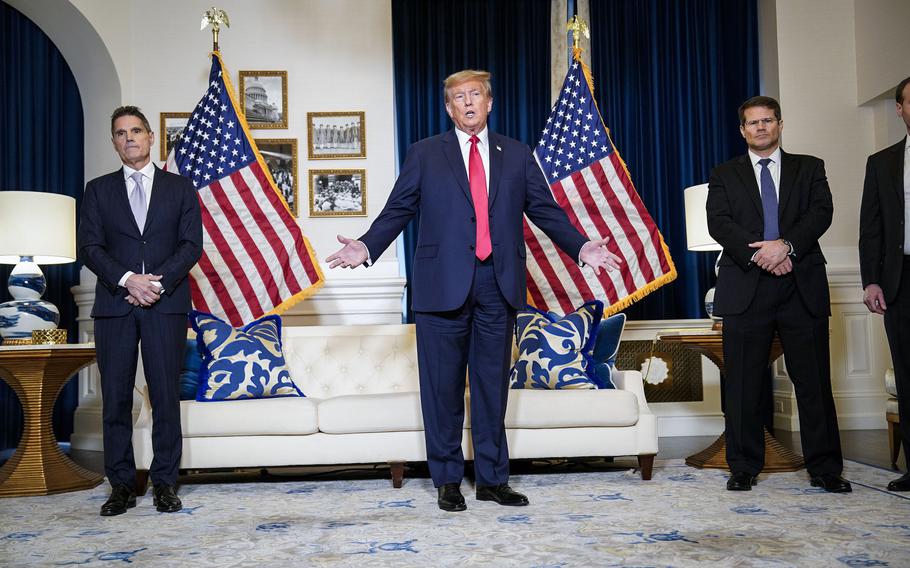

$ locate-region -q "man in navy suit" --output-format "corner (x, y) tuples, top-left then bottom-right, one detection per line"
(327, 70), (620, 511)
(707, 96), (849, 493)
(860, 77), (910, 492)
(78, 106), (202, 516)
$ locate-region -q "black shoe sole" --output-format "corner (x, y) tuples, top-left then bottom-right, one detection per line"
(476, 494), (529, 506)
(153, 500), (183, 513)
(100, 497), (136, 517)
(437, 501), (467, 512)
(726, 477), (757, 491)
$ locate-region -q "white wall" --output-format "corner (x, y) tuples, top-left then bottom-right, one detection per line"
(853, 0), (910, 106)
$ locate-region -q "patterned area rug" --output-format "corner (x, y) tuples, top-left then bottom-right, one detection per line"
(1, 460), (908, 567)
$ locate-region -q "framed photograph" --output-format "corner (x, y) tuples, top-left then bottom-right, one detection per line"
(307, 111), (366, 159)
(159, 112), (191, 160)
(239, 70), (288, 129)
(308, 169), (367, 217)
(256, 138), (298, 217)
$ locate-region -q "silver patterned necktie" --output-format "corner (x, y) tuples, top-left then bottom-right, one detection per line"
(129, 171), (147, 233)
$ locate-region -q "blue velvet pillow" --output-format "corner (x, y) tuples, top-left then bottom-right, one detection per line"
(178, 337), (202, 400)
(190, 310), (303, 401)
(510, 300), (604, 390)
(589, 313), (626, 389)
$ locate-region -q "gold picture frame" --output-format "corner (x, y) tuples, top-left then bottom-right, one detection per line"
(239, 70), (288, 129)
(159, 112), (191, 160)
(309, 169), (367, 217)
(255, 138), (299, 217)
(307, 111), (366, 159)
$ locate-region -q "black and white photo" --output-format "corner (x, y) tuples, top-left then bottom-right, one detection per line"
(256, 138), (298, 217)
(309, 169), (366, 217)
(159, 112), (191, 160)
(307, 111), (366, 159)
(239, 71), (288, 129)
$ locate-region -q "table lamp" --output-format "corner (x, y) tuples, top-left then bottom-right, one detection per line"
(0, 191), (76, 344)
(683, 183), (723, 324)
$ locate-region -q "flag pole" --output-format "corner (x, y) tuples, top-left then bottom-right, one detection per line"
(201, 7), (230, 52)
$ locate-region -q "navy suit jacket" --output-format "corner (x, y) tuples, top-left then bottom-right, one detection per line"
(706, 150), (833, 318)
(360, 129), (587, 312)
(859, 138), (907, 303)
(78, 166), (203, 317)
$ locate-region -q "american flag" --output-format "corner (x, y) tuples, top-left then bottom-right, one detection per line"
(527, 55), (675, 315)
(165, 53), (323, 326)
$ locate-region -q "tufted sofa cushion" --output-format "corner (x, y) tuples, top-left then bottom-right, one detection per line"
(180, 396), (318, 437)
(283, 325), (420, 398)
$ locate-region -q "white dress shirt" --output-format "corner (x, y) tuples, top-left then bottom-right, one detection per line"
(748, 147), (781, 199)
(454, 126), (491, 192)
(118, 161), (159, 288)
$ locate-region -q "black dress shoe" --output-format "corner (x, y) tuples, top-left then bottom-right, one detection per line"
(886, 472), (910, 492)
(152, 484), (183, 513)
(100, 485), (136, 516)
(809, 473), (852, 493)
(726, 472), (758, 491)
(437, 483), (466, 512)
(476, 483), (529, 506)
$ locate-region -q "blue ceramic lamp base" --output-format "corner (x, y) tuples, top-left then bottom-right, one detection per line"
(0, 256), (60, 342)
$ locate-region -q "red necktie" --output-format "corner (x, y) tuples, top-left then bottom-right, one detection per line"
(469, 135), (491, 260)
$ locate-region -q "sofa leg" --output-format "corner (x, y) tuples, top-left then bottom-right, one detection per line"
(389, 462), (404, 488)
(638, 454), (655, 481)
(135, 470), (150, 496)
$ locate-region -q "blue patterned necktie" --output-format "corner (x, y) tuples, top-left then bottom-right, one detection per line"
(129, 171), (147, 233)
(758, 158), (778, 240)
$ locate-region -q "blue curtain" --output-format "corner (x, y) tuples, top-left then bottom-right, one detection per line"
(0, 1), (85, 451)
(589, 0), (760, 319)
(391, 0), (551, 321)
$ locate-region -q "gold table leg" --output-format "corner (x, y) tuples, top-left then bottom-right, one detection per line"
(0, 348), (104, 497)
(685, 428), (805, 472)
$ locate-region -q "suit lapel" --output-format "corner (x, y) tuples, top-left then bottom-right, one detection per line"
(891, 139), (906, 210)
(487, 132), (504, 209)
(442, 130), (473, 206)
(778, 150), (797, 217)
(733, 154), (763, 219)
(143, 165), (165, 233)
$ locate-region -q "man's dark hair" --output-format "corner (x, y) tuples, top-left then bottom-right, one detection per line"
(738, 96), (782, 125)
(896, 77), (910, 104)
(110, 105), (152, 135)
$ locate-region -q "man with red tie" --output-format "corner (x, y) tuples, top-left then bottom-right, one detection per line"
(327, 70), (620, 511)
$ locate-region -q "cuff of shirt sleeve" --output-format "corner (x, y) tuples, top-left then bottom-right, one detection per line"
(118, 271), (134, 288)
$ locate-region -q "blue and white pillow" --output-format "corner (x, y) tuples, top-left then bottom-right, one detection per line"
(190, 311), (303, 401)
(510, 301), (604, 390)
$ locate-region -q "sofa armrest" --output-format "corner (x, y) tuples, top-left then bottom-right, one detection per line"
(611, 369), (652, 414)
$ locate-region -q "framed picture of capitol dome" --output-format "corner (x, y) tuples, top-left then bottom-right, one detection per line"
(239, 70), (288, 129)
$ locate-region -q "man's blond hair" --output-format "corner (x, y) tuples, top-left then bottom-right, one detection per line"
(443, 70), (492, 102)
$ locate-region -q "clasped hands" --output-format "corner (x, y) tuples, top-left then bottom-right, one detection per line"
(325, 235), (624, 275)
(124, 273), (163, 307)
(749, 239), (791, 276)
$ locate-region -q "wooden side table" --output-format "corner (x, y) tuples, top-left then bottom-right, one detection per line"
(0, 344), (104, 496)
(658, 329), (805, 472)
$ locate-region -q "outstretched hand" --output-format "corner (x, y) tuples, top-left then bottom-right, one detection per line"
(579, 238), (622, 276)
(326, 234), (369, 269)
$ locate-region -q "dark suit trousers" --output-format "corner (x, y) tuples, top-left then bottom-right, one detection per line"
(722, 272), (843, 476)
(95, 308), (186, 488)
(884, 257), (910, 470)
(414, 259), (516, 488)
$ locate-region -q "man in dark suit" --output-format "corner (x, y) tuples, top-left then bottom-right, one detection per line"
(707, 96), (850, 493)
(327, 70), (620, 511)
(859, 77), (910, 492)
(78, 106), (202, 515)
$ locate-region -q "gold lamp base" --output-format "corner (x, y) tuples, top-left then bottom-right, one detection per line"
(32, 329), (68, 345)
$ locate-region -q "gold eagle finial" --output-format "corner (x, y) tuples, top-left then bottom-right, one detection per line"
(201, 7), (230, 51)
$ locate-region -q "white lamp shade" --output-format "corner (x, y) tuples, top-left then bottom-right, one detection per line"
(683, 183), (722, 252)
(0, 191), (76, 264)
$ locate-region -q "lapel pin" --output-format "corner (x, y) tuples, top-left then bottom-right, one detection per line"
(496, 145), (502, 152)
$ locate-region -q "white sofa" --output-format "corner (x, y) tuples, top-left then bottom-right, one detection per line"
(132, 324), (658, 491)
